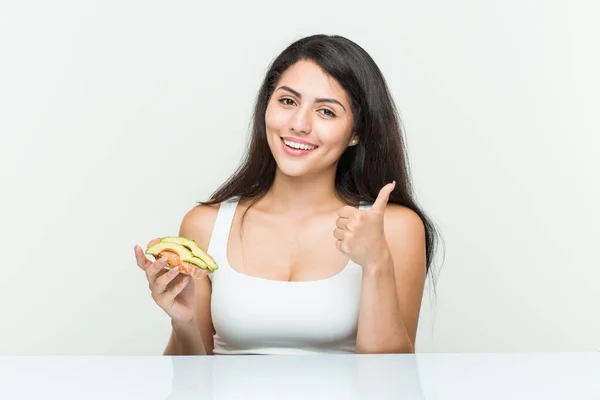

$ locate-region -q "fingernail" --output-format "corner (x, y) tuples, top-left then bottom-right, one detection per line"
(171, 267), (179, 274)
(159, 257), (167, 265)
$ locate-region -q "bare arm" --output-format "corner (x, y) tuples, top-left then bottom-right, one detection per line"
(163, 204), (219, 355)
(355, 206), (427, 354)
(164, 318), (207, 355)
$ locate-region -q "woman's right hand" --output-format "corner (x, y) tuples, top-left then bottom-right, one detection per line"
(134, 245), (197, 324)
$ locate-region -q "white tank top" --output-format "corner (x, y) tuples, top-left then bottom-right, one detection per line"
(206, 196), (372, 355)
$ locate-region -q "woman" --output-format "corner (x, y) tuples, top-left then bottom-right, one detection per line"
(134, 34), (440, 355)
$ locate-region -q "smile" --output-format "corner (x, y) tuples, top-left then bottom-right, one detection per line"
(280, 137), (318, 157)
(281, 138), (317, 151)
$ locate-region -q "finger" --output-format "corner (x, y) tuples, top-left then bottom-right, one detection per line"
(146, 257), (169, 286)
(162, 276), (191, 304)
(134, 245), (152, 271)
(153, 266), (181, 295)
(333, 227), (345, 241)
(148, 268), (170, 291)
(338, 205), (357, 219)
(372, 181), (396, 212)
(335, 217), (348, 230)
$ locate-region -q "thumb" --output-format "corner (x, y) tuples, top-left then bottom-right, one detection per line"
(371, 181), (396, 212)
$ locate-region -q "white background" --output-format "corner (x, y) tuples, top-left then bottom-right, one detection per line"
(0, 0), (598, 355)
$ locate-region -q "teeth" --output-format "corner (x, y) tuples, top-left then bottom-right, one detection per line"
(283, 139), (316, 150)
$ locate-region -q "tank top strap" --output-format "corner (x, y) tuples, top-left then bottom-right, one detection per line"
(358, 201), (372, 211)
(207, 196), (240, 264)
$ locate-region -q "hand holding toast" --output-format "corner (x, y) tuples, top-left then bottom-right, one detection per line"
(134, 236), (219, 323)
(134, 244), (196, 322)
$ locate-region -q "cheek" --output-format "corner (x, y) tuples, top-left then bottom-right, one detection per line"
(264, 106), (285, 151)
(265, 104), (286, 133)
(316, 124), (352, 149)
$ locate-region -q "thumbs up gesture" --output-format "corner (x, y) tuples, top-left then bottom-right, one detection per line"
(333, 181), (396, 268)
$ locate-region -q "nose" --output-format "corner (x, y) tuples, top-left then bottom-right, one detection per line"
(289, 106), (312, 135)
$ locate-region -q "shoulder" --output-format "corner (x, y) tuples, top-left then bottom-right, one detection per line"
(179, 202), (221, 250)
(381, 204), (426, 266)
(382, 204), (425, 239)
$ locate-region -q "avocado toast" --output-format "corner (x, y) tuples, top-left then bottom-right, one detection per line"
(145, 236), (219, 279)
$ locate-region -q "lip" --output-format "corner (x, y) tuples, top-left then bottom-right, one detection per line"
(281, 136), (318, 147)
(280, 137), (317, 157)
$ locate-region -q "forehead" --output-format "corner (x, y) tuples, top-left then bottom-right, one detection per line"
(277, 59), (349, 102)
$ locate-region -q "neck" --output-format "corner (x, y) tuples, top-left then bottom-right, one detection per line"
(262, 168), (341, 215)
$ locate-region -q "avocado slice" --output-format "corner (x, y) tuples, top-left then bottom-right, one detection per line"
(145, 241), (209, 270)
(160, 236), (219, 271)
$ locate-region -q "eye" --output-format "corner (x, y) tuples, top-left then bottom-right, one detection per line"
(279, 98), (296, 106)
(318, 109), (336, 118)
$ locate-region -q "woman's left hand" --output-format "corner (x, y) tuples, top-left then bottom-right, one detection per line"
(334, 181), (396, 268)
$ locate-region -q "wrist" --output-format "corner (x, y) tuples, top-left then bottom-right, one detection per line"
(172, 317), (200, 335)
(363, 249), (394, 275)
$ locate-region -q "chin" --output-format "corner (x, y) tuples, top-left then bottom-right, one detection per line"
(275, 157), (342, 180)
(274, 160), (314, 178)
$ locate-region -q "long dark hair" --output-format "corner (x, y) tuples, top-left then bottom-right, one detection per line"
(200, 34), (442, 285)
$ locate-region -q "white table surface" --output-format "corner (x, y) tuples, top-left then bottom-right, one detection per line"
(1, 353), (598, 399)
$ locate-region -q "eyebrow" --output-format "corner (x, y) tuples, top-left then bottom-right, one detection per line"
(276, 85), (347, 112)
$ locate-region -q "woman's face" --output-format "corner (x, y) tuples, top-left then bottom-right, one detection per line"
(265, 59), (357, 178)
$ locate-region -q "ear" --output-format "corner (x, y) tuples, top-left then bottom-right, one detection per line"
(348, 134), (359, 147)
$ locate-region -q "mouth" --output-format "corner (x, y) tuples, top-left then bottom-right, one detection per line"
(280, 137), (319, 156)
(281, 137), (318, 150)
